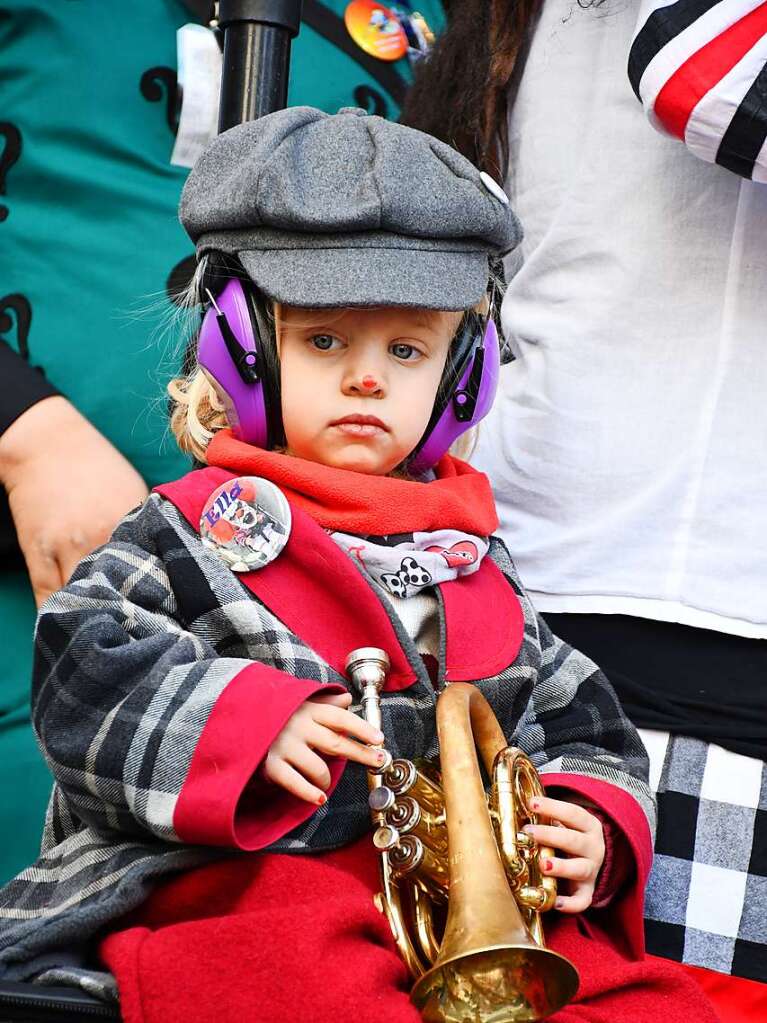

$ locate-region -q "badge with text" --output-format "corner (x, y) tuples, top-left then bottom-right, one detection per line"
(200, 476), (291, 572)
(344, 1), (408, 61)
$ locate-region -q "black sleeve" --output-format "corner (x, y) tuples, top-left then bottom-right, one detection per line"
(0, 343), (61, 437)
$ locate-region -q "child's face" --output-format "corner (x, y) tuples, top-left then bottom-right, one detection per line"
(277, 305), (460, 475)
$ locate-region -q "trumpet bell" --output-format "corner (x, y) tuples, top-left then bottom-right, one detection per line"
(412, 943), (579, 1023)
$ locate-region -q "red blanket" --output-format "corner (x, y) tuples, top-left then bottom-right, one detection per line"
(101, 839), (719, 1023)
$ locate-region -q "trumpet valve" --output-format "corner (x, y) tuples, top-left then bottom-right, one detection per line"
(368, 786), (396, 813)
(373, 824), (401, 852)
(383, 758), (418, 793)
(386, 795), (421, 833)
(390, 836), (449, 901)
(516, 830), (534, 849)
(385, 796), (448, 856)
(517, 882), (557, 913)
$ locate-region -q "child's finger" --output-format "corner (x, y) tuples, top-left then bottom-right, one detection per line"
(527, 795), (597, 833)
(539, 854), (595, 884)
(524, 823), (592, 858)
(284, 744), (332, 792)
(308, 721), (386, 769)
(554, 886), (595, 914)
(312, 703), (384, 747)
(262, 755), (327, 805)
(310, 691), (352, 708)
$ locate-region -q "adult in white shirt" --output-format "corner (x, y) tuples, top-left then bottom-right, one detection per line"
(403, 0), (767, 1016)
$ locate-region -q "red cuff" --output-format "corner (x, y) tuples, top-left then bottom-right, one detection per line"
(541, 772), (653, 961)
(588, 806), (633, 909)
(173, 663), (346, 850)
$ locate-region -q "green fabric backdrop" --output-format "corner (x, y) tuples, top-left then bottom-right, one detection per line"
(0, 0), (444, 883)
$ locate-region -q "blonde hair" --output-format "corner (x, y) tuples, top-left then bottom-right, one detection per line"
(168, 262), (496, 467)
(168, 369), (228, 463)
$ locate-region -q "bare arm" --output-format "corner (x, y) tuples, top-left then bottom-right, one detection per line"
(0, 395), (148, 605)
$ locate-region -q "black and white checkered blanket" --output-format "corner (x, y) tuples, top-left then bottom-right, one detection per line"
(641, 729), (767, 982)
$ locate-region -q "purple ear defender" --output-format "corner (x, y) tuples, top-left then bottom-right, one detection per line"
(197, 278), (269, 447)
(408, 318), (501, 477)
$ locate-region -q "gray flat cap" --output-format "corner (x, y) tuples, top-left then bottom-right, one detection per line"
(180, 106), (522, 310)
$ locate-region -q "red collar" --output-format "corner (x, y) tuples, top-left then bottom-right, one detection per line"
(156, 467), (522, 690)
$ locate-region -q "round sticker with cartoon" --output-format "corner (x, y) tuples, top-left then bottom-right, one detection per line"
(344, 1), (408, 61)
(200, 476), (291, 572)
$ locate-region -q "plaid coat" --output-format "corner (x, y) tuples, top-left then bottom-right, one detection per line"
(0, 467), (655, 998)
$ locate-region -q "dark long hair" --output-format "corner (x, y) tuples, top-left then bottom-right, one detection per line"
(400, 0), (544, 181)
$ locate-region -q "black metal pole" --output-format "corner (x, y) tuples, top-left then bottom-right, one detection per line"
(217, 0), (303, 132)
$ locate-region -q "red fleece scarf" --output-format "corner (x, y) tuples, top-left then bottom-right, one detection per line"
(205, 431), (498, 536)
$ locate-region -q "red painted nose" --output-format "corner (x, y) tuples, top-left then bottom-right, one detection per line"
(362, 376), (378, 390)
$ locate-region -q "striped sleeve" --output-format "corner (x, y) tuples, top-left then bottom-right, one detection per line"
(628, 0), (767, 181)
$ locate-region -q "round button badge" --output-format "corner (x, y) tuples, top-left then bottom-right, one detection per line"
(344, 1), (408, 62)
(200, 476), (291, 572)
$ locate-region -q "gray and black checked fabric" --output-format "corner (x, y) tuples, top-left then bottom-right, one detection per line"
(0, 493), (652, 998)
(640, 729), (767, 983)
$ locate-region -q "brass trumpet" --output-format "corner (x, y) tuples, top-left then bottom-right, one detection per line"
(346, 647), (579, 1023)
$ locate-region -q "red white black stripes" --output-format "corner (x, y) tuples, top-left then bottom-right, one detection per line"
(629, 0), (767, 181)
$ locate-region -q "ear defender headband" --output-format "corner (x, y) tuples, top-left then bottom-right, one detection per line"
(197, 275), (500, 472)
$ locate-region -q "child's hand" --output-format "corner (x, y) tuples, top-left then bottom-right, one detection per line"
(523, 796), (605, 913)
(262, 691), (385, 805)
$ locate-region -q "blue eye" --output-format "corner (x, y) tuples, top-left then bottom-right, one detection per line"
(311, 334), (340, 351)
(390, 342), (421, 361)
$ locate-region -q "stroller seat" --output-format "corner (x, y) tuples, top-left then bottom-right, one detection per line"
(0, 982), (120, 1023)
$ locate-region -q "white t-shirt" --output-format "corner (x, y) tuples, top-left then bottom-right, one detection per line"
(472, 0), (767, 638)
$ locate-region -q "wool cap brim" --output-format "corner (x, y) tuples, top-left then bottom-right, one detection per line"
(199, 229), (491, 310)
(182, 108), (523, 310)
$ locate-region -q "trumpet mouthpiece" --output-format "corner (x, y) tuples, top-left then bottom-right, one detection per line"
(345, 647), (391, 692)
